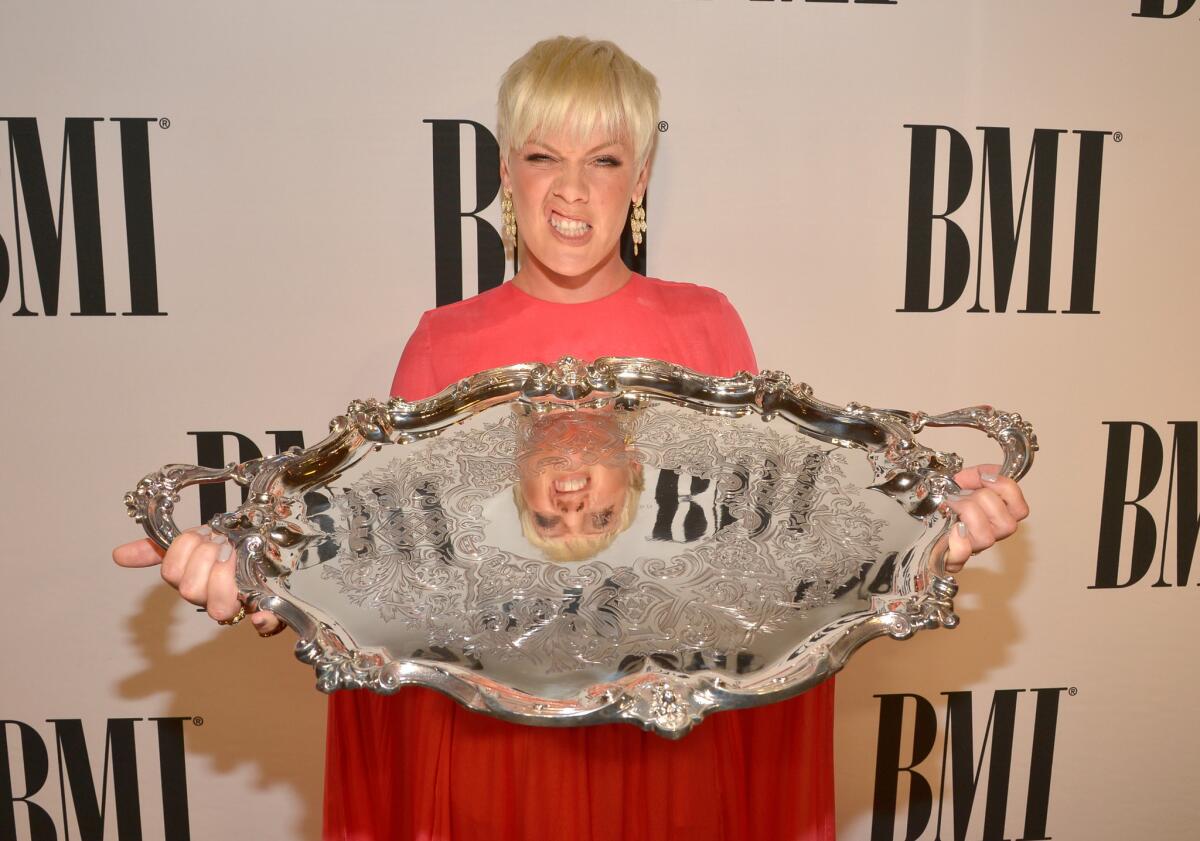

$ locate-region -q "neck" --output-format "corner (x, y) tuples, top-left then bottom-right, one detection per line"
(511, 247), (632, 303)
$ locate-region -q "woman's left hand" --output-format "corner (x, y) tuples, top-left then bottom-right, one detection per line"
(944, 463), (1030, 574)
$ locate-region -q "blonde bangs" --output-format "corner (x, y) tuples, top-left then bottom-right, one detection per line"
(498, 37), (660, 170)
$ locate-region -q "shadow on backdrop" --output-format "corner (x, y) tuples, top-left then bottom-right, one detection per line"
(117, 586), (326, 840)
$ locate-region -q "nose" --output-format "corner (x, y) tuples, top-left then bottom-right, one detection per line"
(558, 507), (587, 534)
(552, 162), (588, 204)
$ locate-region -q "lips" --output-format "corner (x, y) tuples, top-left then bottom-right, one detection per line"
(548, 209), (592, 240)
(553, 474), (590, 493)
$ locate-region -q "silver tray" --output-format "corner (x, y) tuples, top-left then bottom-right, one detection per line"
(125, 357), (1035, 737)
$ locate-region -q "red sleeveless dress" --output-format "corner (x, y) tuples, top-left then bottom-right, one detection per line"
(323, 274), (836, 840)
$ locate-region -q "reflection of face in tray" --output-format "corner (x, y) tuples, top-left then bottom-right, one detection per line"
(513, 410), (645, 563)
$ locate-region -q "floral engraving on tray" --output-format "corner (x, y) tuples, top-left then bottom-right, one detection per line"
(318, 406), (887, 674)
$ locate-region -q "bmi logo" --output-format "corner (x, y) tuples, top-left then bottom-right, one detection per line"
(1093, 421), (1198, 588)
(901, 125), (1114, 315)
(425, 119), (646, 308)
(0, 118), (165, 317)
(873, 687), (1070, 841)
(1133, 0), (1197, 16)
(1, 717), (194, 840)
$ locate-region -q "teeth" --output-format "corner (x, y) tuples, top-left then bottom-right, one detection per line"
(550, 214), (590, 237)
(554, 477), (587, 492)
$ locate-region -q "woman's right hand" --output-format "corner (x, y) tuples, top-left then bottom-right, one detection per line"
(112, 529), (282, 635)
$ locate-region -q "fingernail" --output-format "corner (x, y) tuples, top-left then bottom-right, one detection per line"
(210, 532), (228, 544)
(251, 616), (268, 631)
(980, 471), (998, 483)
(217, 542), (233, 562)
(956, 522), (969, 538)
(196, 526), (212, 537)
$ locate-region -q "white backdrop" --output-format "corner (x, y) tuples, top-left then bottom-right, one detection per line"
(2, 1), (1197, 839)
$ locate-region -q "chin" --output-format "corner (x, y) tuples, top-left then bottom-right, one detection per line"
(531, 248), (604, 279)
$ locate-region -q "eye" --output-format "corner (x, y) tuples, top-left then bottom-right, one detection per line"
(594, 155), (622, 167)
(524, 153), (554, 163)
(534, 513), (559, 529)
(592, 507), (615, 528)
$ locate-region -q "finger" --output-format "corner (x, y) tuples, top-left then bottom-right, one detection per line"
(177, 536), (228, 606)
(952, 464), (1003, 491)
(969, 487), (1019, 539)
(160, 528), (210, 588)
(113, 538), (165, 568)
(947, 498), (995, 552)
(249, 611), (283, 636)
(945, 521), (972, 574)
(980, 474), (1029, 521)
(205, 547), (241, 622)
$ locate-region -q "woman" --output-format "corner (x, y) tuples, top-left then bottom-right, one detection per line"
(115, 36), (1029, 840)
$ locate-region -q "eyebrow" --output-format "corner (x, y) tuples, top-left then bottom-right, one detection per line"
(527, 140), (622, 156)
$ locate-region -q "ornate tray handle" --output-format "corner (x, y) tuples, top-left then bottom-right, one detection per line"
(860, 403), (1037, 484)
(125, 463), (244, 550)
(124, 453), (295, 552)
(913, 405), (1038, 482)
(864, 404), (1038, 644)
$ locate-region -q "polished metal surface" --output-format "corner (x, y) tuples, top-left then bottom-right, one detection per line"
(125, 357), (1036, 737)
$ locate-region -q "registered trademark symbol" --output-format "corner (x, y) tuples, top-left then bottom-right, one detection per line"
(159, 117), (171, 130)
(1113, 131), (1123, 142)
(192, 716), (204, 726)
(1068, 687), (1078, 696)
(658, 121), (668, 133)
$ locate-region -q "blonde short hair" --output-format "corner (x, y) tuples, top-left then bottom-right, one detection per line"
(497, 36), (661, 172)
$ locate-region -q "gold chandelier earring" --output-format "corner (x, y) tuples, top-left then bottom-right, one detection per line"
(501, 188), (517, 247)
(630, 197), (647, 256)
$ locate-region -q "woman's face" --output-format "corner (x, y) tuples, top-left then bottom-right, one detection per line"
(501, 125), (648, 279)
(514, 410), (641, 541)
(518, 460), (636, 540)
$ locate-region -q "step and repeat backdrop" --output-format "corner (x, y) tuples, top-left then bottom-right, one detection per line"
(2, 1), (1197, 839)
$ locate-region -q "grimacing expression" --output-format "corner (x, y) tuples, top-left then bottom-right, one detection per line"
(518, 459), (638, 539)
(501, 126), (648, 277)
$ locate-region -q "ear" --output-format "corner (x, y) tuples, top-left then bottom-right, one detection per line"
(500, 153), (510, 193)
(632, 159), (651, 204)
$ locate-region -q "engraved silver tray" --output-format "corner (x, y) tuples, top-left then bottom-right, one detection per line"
(125, 357), (1035, 737)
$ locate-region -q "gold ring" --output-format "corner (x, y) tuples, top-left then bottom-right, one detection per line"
(217, 605), (246, 626)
